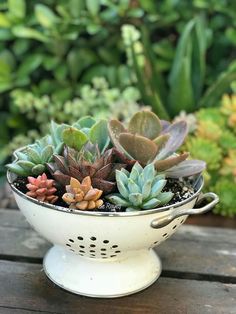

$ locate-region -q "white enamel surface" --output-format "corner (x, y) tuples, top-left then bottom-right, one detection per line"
(13, 191), (197, 297)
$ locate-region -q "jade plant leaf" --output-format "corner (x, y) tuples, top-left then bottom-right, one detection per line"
(164, 159), (206, 178)
(155, 152), (189, 171)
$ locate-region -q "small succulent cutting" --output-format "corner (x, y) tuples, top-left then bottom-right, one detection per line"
(26, 173), (58, 204)
(62, 176), (103, 210)
(108, 111), (205, 178)
(106, 162), (173, 211)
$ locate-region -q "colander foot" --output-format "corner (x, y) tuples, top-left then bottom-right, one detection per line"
(43, 245), (162, 298)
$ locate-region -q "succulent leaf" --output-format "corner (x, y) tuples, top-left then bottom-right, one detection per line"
(165, 159), (206, 178)
(62, 127), (88, 151)
(106, 162), (173, 211)
(119, 133), (158, 164)
(155, 152), (189, 171)
(128, 111), (161, 140)
(89, 119), (110, 153)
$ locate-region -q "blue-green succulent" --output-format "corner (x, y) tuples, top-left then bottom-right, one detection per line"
(106, 162), (173, 211)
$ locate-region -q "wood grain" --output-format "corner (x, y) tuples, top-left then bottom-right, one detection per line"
(0, 209), (236, 277)
(0, 260), (235, 314)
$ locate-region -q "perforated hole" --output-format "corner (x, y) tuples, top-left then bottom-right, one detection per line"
(65, 237), (121, 258)
(172, 225), (177, 229)
(180, 219), (185, 224)
(154, 241), (159, 244)
(162, 233), (168, 237)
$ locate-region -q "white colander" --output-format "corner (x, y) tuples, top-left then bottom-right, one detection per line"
(8, 169), (218, 298)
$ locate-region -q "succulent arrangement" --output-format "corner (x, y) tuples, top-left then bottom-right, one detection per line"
(183, 94), (236, 217)
(7, 110), (206, 212)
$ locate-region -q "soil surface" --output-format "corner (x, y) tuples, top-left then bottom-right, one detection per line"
(12, 175), (195, 213)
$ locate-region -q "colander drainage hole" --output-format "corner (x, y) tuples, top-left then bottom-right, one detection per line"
(70, 249), (75, 252)
(90, 250), (95, 253)
(115, 251), (121, 253)
(162, 233), (168, 237)
(90, 236), (96, 241)
(90, 244), (96, 248)
(101, 248), (106, 251)
(101, 253), (106, 256)
(90, 254), (95, 257)
(154, 241), (159, 244)
(79, 245), (85, 248)
(77, 236), (83, 240)
(79, 250), (85, 253)
(172, 225), (177, 229)
(112, 245), (118, 248)
(180, 219), (185, 224)
(66, 244), (71, 247)
(110, 255), (116, 257)
(103, 240), (109, 244)
(69, 239), (74, 243)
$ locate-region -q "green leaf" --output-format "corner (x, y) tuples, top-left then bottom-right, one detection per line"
(158, 192), (173, 205)
(26, 148), (41, 164)
(128, 178), (140, 194)
(17, 160), (35, 172)
(75, 116), (96, 129)
(35, 4), (58, 28)
(116, 170), (128, 186)
(142, 198), (161, 209)
(32, 164), (45, 175)
(142, 179), (152, 200)
(106, 194), (130, 207)
(151, 179), (167, 197)
(129, 193), (143, 206)
(0, 13), (10, 27)
(41, 145), (53, 162)
(116, 180), (129, 199)
(200, 70), (236, 108)
(89, 119), (109, 153)
(12, 26), (48, 42)
(8, 0), (25, 19)
(86, 0), (99, 15)
(62, 127), (88, 151)
(6, 163), (28, 176)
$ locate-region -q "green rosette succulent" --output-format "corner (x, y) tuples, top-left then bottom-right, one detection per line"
(6, 121), (66, 177)
(213, 179), (236, 217)
(184, 137), (222, 171)
(106, 162), (173, 211)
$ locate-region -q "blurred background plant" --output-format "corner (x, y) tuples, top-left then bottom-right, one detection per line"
(183, 94), (236, 217)
(0, 0), (236, 216)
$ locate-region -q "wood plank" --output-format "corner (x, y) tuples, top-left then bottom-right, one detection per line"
(1, 209), (236, 277)
(0, 260), (235, 314)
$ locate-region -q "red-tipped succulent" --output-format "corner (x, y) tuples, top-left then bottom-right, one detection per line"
(26, 173), (58, 204)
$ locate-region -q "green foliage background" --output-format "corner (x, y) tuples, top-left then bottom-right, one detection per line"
(0, 0), (236, 216)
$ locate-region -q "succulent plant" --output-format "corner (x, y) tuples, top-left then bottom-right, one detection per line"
(196, 107), (227, 128)
(213, 178), (236, 217)
(196, 120), (222, 141)
(108, 110), (205, 178)
(47, 146), (126, 195)
(221, 94), (236, 131)
(6, 136), (55, 176)
(220, 149), (236, 178)
(184, 137), (222, 171)
(62, 176), (103, 210)
(26, 173), (58, 204)
(106, 162), (173, 211)
(173, 111), (198, 134)
(62, 117), (110, 153)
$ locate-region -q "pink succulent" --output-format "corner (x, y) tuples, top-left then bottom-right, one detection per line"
(26, 173), (58, 204)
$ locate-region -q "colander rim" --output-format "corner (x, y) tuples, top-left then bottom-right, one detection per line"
(6, 146), (204, 217)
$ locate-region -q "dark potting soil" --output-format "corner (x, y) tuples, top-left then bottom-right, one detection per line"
(13, 175), (195, 212)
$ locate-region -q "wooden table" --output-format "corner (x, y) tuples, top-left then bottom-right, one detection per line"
(0, 209), (235, 314)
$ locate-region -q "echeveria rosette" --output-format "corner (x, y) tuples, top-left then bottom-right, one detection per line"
(108, 110), (205, 178)
(6, 121), (67, 177)
(106, 162), (173, 211)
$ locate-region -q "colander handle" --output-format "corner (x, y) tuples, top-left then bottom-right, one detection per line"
(151, 192), (219, 229)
